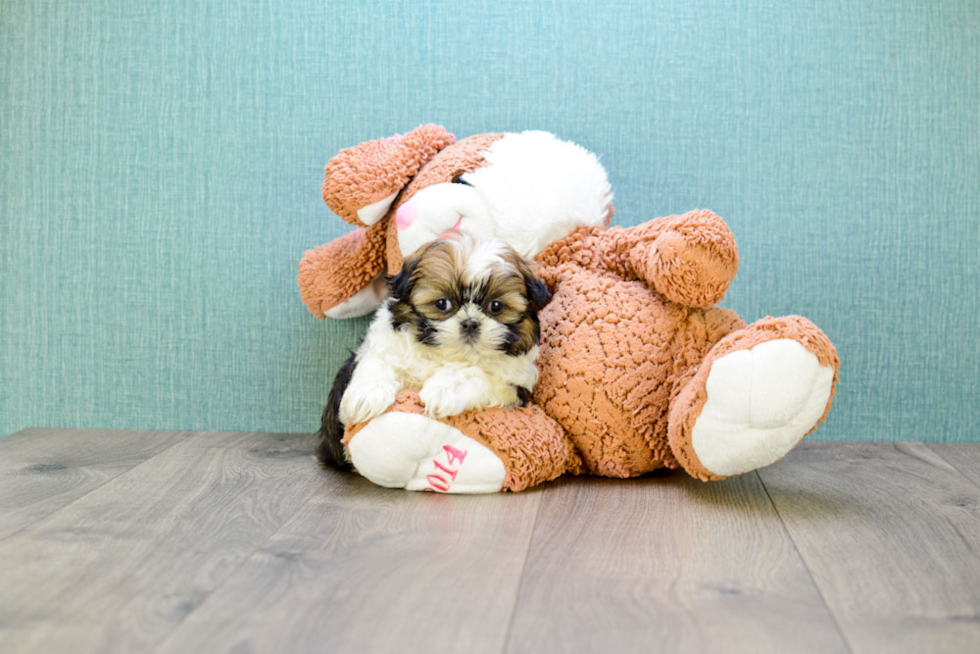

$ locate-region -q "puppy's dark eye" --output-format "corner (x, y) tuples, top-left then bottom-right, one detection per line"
(488, 300), (504, 315)
(434, 298), (453, 312)
(451, 174), (471, 186)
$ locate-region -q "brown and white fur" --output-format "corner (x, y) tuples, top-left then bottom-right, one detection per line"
(316, 233), (551, 469)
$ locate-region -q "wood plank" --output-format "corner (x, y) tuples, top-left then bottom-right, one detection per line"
(155, 473), (543, 654)
(0, 431), (324, 654)
(0, 428), (189, 540)
(758, 441), (980, 653)
(928, 442), (980, 488)
(505, 473), (847, 653)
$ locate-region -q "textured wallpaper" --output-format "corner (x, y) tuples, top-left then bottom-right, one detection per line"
(1, 1), (978, 440)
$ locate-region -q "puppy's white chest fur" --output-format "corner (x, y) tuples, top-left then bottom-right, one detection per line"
(339, 303), (539, 425)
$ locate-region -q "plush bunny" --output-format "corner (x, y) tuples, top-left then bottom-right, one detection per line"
(301, 127), (840, 493)
(299, 125), (613, 319)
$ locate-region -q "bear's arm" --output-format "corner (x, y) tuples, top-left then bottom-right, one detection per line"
(541, 210), (739, 309)
(626, 210), (739, 308)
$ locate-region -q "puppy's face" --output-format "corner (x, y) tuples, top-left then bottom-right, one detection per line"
(387, 235), (551, 357)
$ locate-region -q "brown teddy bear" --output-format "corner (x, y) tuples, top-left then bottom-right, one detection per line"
(300, 126), (839, 493)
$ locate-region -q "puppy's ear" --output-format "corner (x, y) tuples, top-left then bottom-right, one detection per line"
(505, 246), (552, 312)
(387, 257), (418, 300)
(524, 275), (552, 311)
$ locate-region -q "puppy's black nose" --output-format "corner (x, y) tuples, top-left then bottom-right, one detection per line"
(460, 319), (479, 335)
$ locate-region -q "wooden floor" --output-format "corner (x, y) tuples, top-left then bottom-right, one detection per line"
(0, 430), (977, 653)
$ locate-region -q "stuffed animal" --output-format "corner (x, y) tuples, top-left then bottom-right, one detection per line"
(299, 125), (612, 319)
(300, 126), (840, 493)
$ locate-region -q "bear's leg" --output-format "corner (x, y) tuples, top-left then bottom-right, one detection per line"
(668, 316), (839, 480)
(348, 411), (506, 493)
(345, 391), (582, 493)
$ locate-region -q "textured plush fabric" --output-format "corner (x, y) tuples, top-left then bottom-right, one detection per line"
(322, 125), (455, 226)
(1, 1), (978, 440)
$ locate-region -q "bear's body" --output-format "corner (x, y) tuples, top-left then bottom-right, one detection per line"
(535, 249), (743, 479)
(339, 214), (838, 493)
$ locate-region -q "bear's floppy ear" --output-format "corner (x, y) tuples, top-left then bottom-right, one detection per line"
(323, 124), (455, 227)
(298, 223), (388, 318)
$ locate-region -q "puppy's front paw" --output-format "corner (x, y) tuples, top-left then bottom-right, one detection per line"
(340, 381), (398, 426)
(419, 376), (471, 419)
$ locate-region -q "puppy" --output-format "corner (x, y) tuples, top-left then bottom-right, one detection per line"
(316, 233), (552, 470)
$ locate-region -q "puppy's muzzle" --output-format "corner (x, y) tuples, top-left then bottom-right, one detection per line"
(460, 319), (480, 339)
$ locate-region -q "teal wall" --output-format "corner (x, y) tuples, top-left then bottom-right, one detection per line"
(2, 1), (978, 440)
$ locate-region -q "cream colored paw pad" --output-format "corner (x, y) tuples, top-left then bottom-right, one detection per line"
(691, 339), (834, 477)
(347, 413), (506, 494)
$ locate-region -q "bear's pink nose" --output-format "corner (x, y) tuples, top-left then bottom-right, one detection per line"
(395, 201), (417, 229)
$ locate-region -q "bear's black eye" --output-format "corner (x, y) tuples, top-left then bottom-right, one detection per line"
(434, 298), (453, 312)
(488, 299), (504, 315)
(451, 174), (471, 186)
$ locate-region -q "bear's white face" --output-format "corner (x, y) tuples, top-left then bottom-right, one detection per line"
(394, 131), (613, 261)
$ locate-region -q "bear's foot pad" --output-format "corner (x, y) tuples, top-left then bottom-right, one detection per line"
(348, 412), (506, 493)
(691, 339), (834, 477)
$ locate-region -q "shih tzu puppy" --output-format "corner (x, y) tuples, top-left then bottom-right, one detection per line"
(316, 233), (552, 470)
